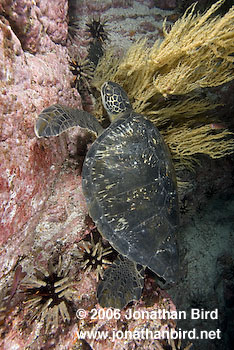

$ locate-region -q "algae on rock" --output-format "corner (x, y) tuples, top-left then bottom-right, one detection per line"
(93, 0), (234, 171)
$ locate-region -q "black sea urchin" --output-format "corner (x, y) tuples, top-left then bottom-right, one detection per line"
(70, 54), (94, 93)
(67, 19), (80, 42)
(86, 17), (108, 43)
(75, 233), (113, 281)
(21, 256), (75, 331)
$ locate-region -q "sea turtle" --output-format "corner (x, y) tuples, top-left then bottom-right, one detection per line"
(35, 81), (179, 309)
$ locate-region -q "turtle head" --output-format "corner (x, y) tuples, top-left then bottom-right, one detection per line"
(101, 81), (132, 122)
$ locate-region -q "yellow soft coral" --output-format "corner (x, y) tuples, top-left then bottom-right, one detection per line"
(93, 0), (234, 170)
(165, 125), (234, 169)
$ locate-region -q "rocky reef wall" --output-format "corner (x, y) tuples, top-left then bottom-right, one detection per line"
(0, 0), (82, 247)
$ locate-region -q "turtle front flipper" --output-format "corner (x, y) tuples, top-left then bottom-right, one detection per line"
(97, 255), (145, 309)
(34, 104), (104, 138)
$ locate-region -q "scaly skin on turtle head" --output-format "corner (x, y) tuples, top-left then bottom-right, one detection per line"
(101, 81), (132, 122)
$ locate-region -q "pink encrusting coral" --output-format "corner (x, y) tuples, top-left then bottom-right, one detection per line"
(0, 1), (82, 247)
(1, 0), (68, 52)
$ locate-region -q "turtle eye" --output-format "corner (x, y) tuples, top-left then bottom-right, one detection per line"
(105, 86), (113, 96)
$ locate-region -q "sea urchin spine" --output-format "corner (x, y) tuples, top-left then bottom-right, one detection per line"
(21, 256), (75, 332)
(76, 233), (113, 281)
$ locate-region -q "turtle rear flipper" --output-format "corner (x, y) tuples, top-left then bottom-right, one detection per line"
(34, 104), (103, 138)
(97, 255), (144, 309)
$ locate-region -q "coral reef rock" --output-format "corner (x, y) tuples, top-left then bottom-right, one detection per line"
(0, 1), (81, 263)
